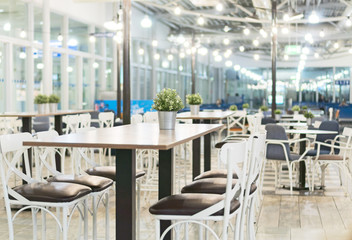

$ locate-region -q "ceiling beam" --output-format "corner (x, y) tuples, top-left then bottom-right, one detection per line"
(340, 0), (352, 7)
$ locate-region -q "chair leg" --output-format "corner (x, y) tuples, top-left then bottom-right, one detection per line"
(137, 182), (140, 240)
(41, 209), (46, 240)
(288, 163), (293, 194)
(84, 199), (88, 240)
(62, 207), (68, 240)
(198, 224), (203, 240)
(155, 219), (160, 240)
(247, 197), (256, 240)
(56, 207), (61, 240)
(105, 192), (110, 240)
(93, 195), (98, 240)
(31, 209), (38, 240)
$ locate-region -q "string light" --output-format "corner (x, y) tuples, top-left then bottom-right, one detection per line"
(141, 15), (152, 28)
(225, 60), (232, 67)
(223, 38), (230, 45)
(281, 27), (289, 34)
(346, 16), (352, 27)
(216, 3), (223, 11)
(154, 53), (160, 60)
(214, 55), (222, 62)
(239, 46), (245, 52)
(223, 26), (231, 32)
(283, 13), (290, 21)
(19, 52), (26, 59)
(333, 42), (339, 49)
(3, 22), (11, 31)
(319, 29), (325, 38)
(314, 53), (320, 58)
(152, 40), (158, 47)
(243, 28), (250, 35)
(179, 52), (185, 58)
(20, 30), (27, 38)
(174, 6), (182, 15)
(57, 33), (63, 42)
(254, 54), (260, 61)
(93, 62), (99, 68)
(167, 54), (174, 61)
(138, 48), (145, 55)
(89, 35), (96, 43)
(309, 11), (320, 24)
(197, 16), (205, 25)
(253, 39), (259, 47)
(234, 65), (241, 71)
(284, 54), (289, 61)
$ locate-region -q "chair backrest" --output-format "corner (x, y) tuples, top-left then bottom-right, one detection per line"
(64, 114), (80, 134)
(98, 112), (115, 128)
(0, 133), (35, 203)
(329, 107), (333, 120)
(265, 124), (292, 160)
(143, 111), (158, 123)
(131, 114), (143, 124)
(261, 117), (276, 125)
(194, 139), (250, 224)
(316, 120), (339, 152)
(79, 113), (91, 128)
(247, 114), (263, 133)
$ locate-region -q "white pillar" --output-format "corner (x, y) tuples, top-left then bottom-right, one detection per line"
(88, 26), (96, 109)
(61, 15), (69, 110)
(100, 38), (106, 90)
(299, 79), (302, 103)
(5, 43), (13, 112)
(76, 56), (83, 109)
(26, 2), (34, 112)
(333, 66), (336, 103)
(316, 80), (319, 104)
(42, 0), (52, 94)
(112, 40), (118, 91)
(349, 67), (352, 103)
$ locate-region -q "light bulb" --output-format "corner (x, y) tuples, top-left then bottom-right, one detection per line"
(104, 20), (119, 31)
(162, 60), (169, 68)
(152, 40), (158, 47)
(223, 38), (230, 45)
(254, 54), (260, 61)
(20, 30), (27, 38)
(198, 47), (208, 56)
(174, 6), (182, 15)
(309, 11), (319, 24)
(179, 52), (185, 58)
(283, 13), (290, 21)
(225, 60), (232, 67)
(212, 50), (219, 56)
(239, 46), (245, 52)
(67, 66), (73, 72)
(138, 48), (145, 55)
(281, 27), (289, 34)
(259, 29), (267, 38)
(234, 65), (241, 71)
(349, 48), (352, 54)
(314, 53), (320, 58)
(36, 63), (44, 70)
(214, 55), (222, 62)
(19, 52), (26, 59)
(141, 15), (152, 28)
(346, 16), (352, 27)
(179, 65), (183, 71)
(302, 47), (310, 54)
(243, 28), (250, 35)
(284, 54), (289, 61)
(93, 62), (99, 68)
(216, 3), (223, 11)
(167, 54), (174, 61)
(197, 16), (205, 25)
(333, 42), (339, 49)
(223, 26), (231, 32)
(253, 39), (259, 47)
(319, 30), (325, 38)
(57, 34), (63, 42)
(154, 53), (160, 60)
(3, 22), (11, 31)
(68, 39), (78, 46)
(89, 35), (96, 43)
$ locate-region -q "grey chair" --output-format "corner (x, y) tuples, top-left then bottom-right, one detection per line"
(261, 117), (276, 125)
(32, 116), (50, 132)
(264, 124), (309, 193)
(305, 120), (339, 156)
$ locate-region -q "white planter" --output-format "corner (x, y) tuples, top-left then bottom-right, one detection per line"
(307, 118), (312, 126)
(294, 111), (299, 115)
(49, 103), (58, 113)
(190, 105), (200, 115)
(275, 115), (281, 121)
(158, 111), (177, 130)
(37, 104), (46, 114)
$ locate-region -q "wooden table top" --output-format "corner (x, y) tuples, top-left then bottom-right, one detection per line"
(285, 129), (338, 134)
(177, 111), (235, 120)
(24, 123), (223, 150)
(0, 109), (94, 118)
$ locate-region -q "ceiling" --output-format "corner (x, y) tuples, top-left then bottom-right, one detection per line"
(131, 0), (352, 61)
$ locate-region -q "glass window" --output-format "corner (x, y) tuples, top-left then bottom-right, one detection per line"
(50, 12), (63, 48)
(95, 60), (102, 99)
(82, 58), (91, 109)
(95, 27), (103, 55)
(68, 55), (77, 109)
(13, 45), (26, 112)
(52, 52), (61, 109)
(34, 6), (42, 43)
(0, 43), (4, 112)
(106, 61), (113, 90)
(69, 19), (88, 52)
(0, 1), (28, 39)
(106, 38), (113, 58)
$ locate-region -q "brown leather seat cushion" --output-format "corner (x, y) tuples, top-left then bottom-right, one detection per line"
(86, 166), (146, 181)
(317, 155), (345, 161)
(181, 178), (257, 195)
(149, 193), (240, 216)
(12, 182), (91, 203)
(47, 175), (113, 192)
(194, 169), (238, 181)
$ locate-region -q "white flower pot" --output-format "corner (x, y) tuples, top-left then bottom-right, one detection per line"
(307, 118), (312, 126)
(37, 104), (46, 114)
(49, 103), (58, 113)
(190, 105), (200, 115)
(158, 111), (177, 130)
(294, 111), (299, 115)
(275, 115), (281, 121)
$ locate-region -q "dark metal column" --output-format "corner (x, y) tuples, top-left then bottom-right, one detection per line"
(191, 33), (196, 94)
(159, 149), (174, 240)
(22, 117), (32, 182)
(203, 119), (211, 171)
(271, 0), (277, 118)
(299, 133), (307, 189)
(116, 149), (136, 240)
(54, 115), (63, 172)
(192, 137), (201, 180)
(122, 0), (131, 124)
(117, 43), (122, 118)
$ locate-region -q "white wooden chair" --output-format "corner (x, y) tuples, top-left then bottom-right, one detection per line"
(79, 113), (91, 128)
(0, 132), (91, 240)
(98, 112), (115, 165)
(149, 139), (250, 240)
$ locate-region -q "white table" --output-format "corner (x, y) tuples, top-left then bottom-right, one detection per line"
(278, 122), (307, 128)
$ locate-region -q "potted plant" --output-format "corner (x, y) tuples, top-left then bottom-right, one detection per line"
(186, 93), (203, 115)
(229, 105), (238, 111)
(292, 105), (300, 115)
(259, 105), (269, 117)
(274, 109), (281, 121)
(242, 103), (249, 113)
(48, 94), (60, 112)
(304, 111), (314, 125)
(34, 94), (49, 114)
(152, 88), (184, 130)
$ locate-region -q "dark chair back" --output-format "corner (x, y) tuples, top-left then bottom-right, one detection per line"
(315, 120), (339, 152)
(261, 117), (276, 125)
(265, 124), (291, 160)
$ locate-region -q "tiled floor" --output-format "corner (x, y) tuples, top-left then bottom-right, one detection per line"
(1, 145), (352, 239)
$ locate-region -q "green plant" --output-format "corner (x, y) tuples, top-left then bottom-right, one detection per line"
(292, 105), (300, 111)
(34, 94), (49, 104)
(229, 105), (238, 111)
(260, 105), (268, 111)
(275, 109), (281, 114)
(302, 105), (308, 110)
(304, 111), (314, 119)
(152, 88), (184, 111)
(48, 94), (60, 103)
(242, 103), (249, 109)
(186, 93), (203, 105)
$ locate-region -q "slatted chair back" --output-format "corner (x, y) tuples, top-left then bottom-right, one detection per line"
(79, 113), (91, 128)
(64, 114), (80, 134)
(143, 111), (158, 123)
(131, 114), (143, 124)
(98, 112), (114, 128)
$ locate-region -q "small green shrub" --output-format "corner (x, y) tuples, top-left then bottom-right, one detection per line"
(292, 105), (300, 111)
(186, 93), (203, 105)
(242, 103), (249, 109)
(48, 94), (60, 103)
(229, 105), (238, 111)
(260, 105), (269, 111)
(304, 111), (314, 119)
(34, 94), (49, 104)
(275, 109), (281, 114)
